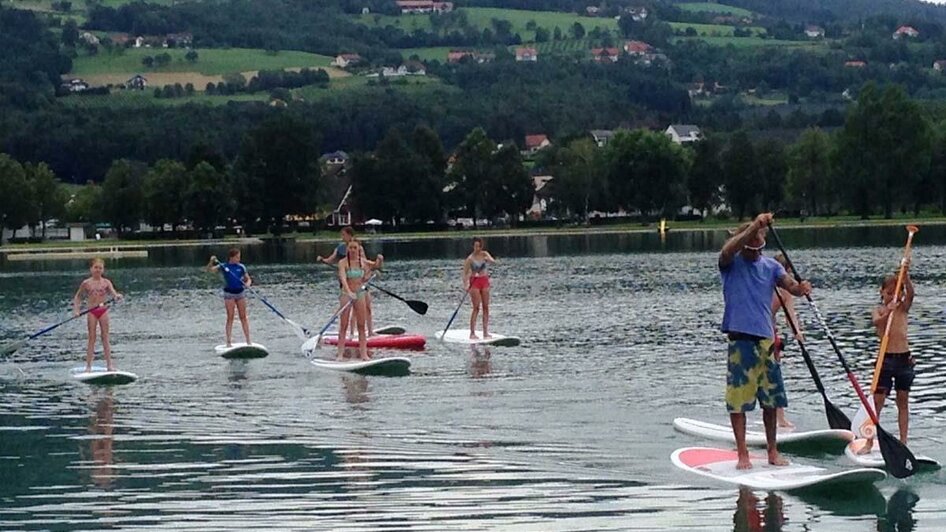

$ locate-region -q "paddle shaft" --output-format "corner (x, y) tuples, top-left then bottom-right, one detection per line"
(441, 287), (470, 338)
(1, 301), (112, 355)
(871, 227), (917, 391)
(215, 259), (310, 339)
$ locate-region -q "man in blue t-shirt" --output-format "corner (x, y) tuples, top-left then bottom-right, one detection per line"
(719, 212), (812, 470)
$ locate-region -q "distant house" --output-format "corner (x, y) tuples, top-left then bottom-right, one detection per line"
(332, 53), (363, 68)
(626, 6), (648, 22)
(60, 78), (90, 93)
(623, 40), (653, 56)
(590, 129), (614, 147)
(80, 32), (100, 46)
(585, 6), (600, 16)
(688, 82), (706, 98)
(524, 134), (551, 154)
(844, 60), (867, 68)
(447, 50), (493, 64)
(125, 74), (148, 90)
(515, 47), (538, 62)
(527, 175), (555, 219)
(109, 33), (132, 46)
(934, 60), (946, 71)
(164, 32), (193, 47)
(665, 124), (702, 144)
(805, 25), (825, 39)
(331, 185), (353, 227)
(402, 60), (427, 75)
(396, 0), (453, 14)
(322, 151), (350, 166)
(591, 47), (620, 63)
(893, 25), (919, 40)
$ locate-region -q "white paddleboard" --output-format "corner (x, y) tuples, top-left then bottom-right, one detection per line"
(674, 418), (855, 447)
(672, 447), (886, 491)
(434, 329), (521, 347)
(308, 356), (411, 376)
(71, 365), (137, 385)
(214, 343), (269, 359)
(845, 438), (940, 469)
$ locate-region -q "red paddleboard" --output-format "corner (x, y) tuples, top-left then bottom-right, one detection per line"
(321, 333), (426, 350)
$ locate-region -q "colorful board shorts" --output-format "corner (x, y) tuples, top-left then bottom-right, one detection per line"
(470, 276), (490, 290)
(876, 352), (915, 395)
(223, 287), (246, 301)
(725, 334), (788, 413)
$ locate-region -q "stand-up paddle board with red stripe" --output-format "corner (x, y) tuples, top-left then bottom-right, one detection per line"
(671, 447), (886, 491)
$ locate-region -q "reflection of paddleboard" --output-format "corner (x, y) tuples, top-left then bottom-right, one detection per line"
(671, 447), (886, 491)
(214, 343), (269, 359)
(374, 325), (406, 335)
(71, 365), (137, 385)
(674, 418), (854, 447)
(434, 329), (521, 347)
(308, 356), (411, 376)
(845, 438), (940, 469)
(320, 334), (425, 350)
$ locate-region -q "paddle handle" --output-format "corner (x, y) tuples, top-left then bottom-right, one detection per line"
(870, 226), (918, 391)
(32, 301), (110, 339)
(441, 287), (470, 339)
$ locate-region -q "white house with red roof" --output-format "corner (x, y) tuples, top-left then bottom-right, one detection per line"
(396, 1), (453, 14)
(332, 53), (363, 68)
(523, 134), (551, 155)
(516, 47), (538, 62)
(893, 25), (919, 39)
(591, 47), (620, 63)
(623, 40), (653, 56)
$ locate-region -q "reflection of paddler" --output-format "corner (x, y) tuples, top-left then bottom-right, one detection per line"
(341, 374), (369, 404)
(733, 487), (784, 532)
(469, 346), (492, 378)
(90, 390), (115, 489)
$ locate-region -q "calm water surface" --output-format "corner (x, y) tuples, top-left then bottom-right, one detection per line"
(1, 229), (945, 530)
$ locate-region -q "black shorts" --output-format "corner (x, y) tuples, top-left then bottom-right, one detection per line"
(876, 352), (915, 395)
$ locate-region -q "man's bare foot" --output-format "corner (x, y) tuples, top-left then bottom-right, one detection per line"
(857, 439), (875, 454)
(768, 452), (789, 466)
(777, 419), (795, 429)
(736, 456), (753, 470)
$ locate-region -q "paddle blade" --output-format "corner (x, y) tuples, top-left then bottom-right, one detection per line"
(878, 425), (919, 478)
(407, 300), (429, 315)
(823, 399), (852, 431)
(286, 319), (310, 341)
(0, 339), (26, 357)
(851, 404), (875, 439)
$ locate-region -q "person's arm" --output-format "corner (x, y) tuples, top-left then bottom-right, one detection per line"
(462, 258), (472, 288)
(105, 279), (123, 301)
(719, 212), (773, 269)
(206, 255), (220, 272)
(318, 249), (338, 264)
(365, 253), (384, 271)
(777, 272), (811, 298)
(484, 252), (498, 264)
(782, 291), (804, 341)
(73, 281), (86, 316)
(901, 269), (914, 312)
(242, 269), (252, 288)
(338, 260), (355, 298)
(872, 304), (892, 328)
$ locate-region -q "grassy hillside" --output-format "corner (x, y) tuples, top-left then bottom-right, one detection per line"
(668, 21), (766, 37)
(676, 2), (756, 17)
(72, 48), (334, 76)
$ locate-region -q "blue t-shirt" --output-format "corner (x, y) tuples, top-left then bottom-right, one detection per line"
(335, 243), (347, 259)
(720, 253), (786, 338)
(220, 262), (247, 292)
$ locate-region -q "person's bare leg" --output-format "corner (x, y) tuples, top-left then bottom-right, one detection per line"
(366, 293), (374, 336)
(896, 390), (910, 444)
(730, 413), (751, 469)
(225, 299), (236, 347)
(469, 290), (481, 339)
(482, 287), (491, 338)
(337, 300), (351, 361)
(861, 393), (887, 453)
(763, 407), (788, 466)
(101, 313), (113, 371)
(86, 315), (96, 372)
(236, 298), (251, 344)
(355, 299), (369, 361)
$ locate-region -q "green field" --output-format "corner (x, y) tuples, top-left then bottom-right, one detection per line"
(399, 47), (456, 62)
(673, 36), (821, 48)
(59, 91), (268, 109)
(355, 7), (617, 42)
(71, 48), (333, 76)
(669, 21), (766, 37)
(676, 2), (755, 17)
(294, 75), (451, 102)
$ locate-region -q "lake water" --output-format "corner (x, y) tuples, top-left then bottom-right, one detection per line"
(1, 226), (945, 530)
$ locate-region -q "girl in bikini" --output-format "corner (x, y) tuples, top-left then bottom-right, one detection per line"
(463, 237), (497, 339)
(206, 248), (253, 347)
(337, 239), (382, 361)
(73, 258), (123, 372)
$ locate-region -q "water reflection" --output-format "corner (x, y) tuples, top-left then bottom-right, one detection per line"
(341, 374), (370, 405)
(83, 390), (115, 490)
(468, 346), (492, 378)
(733, 488), (785, 532)
(882, 489), (920, 531)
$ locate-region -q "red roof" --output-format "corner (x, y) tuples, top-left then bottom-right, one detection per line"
(525, 134), (549, 149)
(624, 40), (653, 54)
(516, 47), (538, 55)
(592, 47), (620, 57)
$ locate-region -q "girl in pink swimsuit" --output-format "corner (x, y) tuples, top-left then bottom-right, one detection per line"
(73, 258), (123, 372)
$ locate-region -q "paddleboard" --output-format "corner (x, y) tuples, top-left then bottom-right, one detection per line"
(434, 329), (521, 347)
(845, 438), (941, 469)
(320, 333), (426, 350)
(374, 325), (406, 335)
(71, 365), (137, 385)
(214, 343), (269, 359)
(674, 418), (855, 447)
(671, 447), (886, 491)
(308, 356), (411, 376)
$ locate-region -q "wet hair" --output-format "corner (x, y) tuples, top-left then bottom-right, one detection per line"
(90, 257), (105, 267)
(228, 248), (240, 259)
(473, 237), (483, 246)
(341, 226), (354, 237)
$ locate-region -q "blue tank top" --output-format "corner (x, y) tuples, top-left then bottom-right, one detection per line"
(221, 262), (247, 291)
(335, 243), (347, 258)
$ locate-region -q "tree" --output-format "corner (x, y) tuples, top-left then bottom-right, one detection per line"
(185, 162), (232, 233)
(787, 128), (832, 216)
(155, 52), (172, 67)
(604, 129), (690, 220)
(232, 114), (321, 234)
(65, 182), (102, 224)
(484, 144), (532, 223)
(142, 159), (187, 231)
(571, 22), (586, 39)
(544, 137), (606, 222)
(0, 154), (30, 242)
(447, 128), (495, 226)
(25, 162), (67, 238)
(721, 131), (758, 220)
(61, 19), (79, 47)
(688, 138), (723, 219)
(185, 49), (199, 63)
(755, 140), (787, 211)
(534, 26), (550, 42)
(142, 55), (154, 68)
(101, 159), (146, 234)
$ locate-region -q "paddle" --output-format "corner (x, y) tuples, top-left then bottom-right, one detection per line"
(440, 287), (470, 340)
(773, 289), (851, 431)
(213, 259), (310, 340)
(317, 262), (428, 315)
(768, 224), (918, 478)
(853, 225), (918, 438)
(311, 298), (357, 350)
(0, 301), (113, 356)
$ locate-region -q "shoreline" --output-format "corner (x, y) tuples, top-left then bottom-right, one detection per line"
(1, 217), (943, 253)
